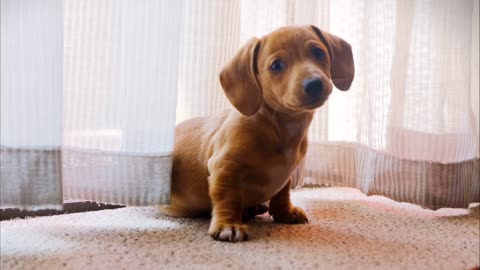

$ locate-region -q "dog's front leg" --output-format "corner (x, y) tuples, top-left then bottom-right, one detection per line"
(208, 169), (247, 242)
(269, 179), (308, 224)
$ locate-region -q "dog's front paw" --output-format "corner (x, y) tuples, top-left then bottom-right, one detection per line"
(208, 222), (248, 242)
(271, 206), (308, 224)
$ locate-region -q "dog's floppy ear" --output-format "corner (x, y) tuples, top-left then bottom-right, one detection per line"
(220, 38), (262, 116)
(310, 25), (354, 91)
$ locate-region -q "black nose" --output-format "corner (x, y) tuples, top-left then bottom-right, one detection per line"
(303, 77), (324, 97)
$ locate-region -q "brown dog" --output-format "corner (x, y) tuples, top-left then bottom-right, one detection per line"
(163, 25), (354, 242)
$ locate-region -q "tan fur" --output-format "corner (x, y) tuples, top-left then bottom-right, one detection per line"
(162, 25), (354, 242)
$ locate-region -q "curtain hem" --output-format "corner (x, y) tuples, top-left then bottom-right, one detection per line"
(294, 142), (479, 210)
(62, 150), (171, 207)
(1, 147), (172, 210)
(0, 147), (63, 210)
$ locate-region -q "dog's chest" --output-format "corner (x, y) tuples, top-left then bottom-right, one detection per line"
(244, 144), (304, 206)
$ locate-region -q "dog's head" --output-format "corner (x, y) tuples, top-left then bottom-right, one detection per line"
(220, 25), (354, 116)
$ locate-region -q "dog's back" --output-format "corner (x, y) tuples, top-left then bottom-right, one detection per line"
(163, 111), (229, 217)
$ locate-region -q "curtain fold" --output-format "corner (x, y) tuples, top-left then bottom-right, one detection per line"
(304, 1), (480, 209)
(176, 0), (240, 123)
(304, 143), (479, 209)
(1, 0), (64, 210)
(1, 0), (478, 210)
(61, 0), (182, 206)
(1, 0), (182, 209)
(299, 0), (479, 209)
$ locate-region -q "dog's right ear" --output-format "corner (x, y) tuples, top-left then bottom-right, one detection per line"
(220, 38), (262, 116)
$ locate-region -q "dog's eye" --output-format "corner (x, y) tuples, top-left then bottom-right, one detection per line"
(312, 47), (325, 60)
(270, 59), (285, 73)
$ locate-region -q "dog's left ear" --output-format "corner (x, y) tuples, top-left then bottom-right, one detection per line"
(310, 25), (355, 91)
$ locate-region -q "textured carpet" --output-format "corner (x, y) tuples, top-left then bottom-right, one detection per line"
(1, 187), (479, 270)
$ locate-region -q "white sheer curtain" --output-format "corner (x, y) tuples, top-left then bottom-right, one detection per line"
(1, 0), (64, 209)
(177, 0), (479, 209)
(61, 0), (181, 206)
(1, 0), (182, 209)
(305, 0), (479, 209)
(306, 0), (479, 209)
(1, 0), (478, 210)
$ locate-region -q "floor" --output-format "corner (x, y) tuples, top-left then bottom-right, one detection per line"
(1, 187), (479, 270)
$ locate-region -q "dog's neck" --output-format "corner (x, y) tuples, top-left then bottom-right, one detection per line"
(257, 101), (314, 146)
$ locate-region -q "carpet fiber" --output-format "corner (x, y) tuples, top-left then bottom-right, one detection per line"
(1, 187), (479, 270)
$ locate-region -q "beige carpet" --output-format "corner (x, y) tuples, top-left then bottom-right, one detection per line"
(1, 187), (479, 270)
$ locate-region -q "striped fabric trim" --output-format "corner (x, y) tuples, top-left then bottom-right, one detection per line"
(292, 142), (479, 210)
(62, 150), (171, 206)
(0, 148), (63, 210)
(1, 148), (172, 210)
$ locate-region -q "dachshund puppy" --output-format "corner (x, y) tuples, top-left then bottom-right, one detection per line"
(163, 25), (354, 242)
